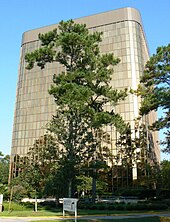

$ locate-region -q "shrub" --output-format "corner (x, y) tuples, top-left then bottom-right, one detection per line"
(164, 199), (170, 207)
(88, 204), (96, 210)
(77, 199), (169, 211)
(107, 204), (115, 210)
(160, 190), (170, 199)
(114, 188), (158, 199)
(95, 204), (106, 210)
(39, 201), (57, 210)
(114, 204), (126, 210)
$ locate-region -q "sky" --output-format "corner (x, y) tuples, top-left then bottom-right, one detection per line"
(0, 0), (169, 160)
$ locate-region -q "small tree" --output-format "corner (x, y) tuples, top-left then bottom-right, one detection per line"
(13, 134), (59, 211)
(161, 160), (170, 190)
(0, 152), (10, 199)
(0, 152), (10, 184)
(115, 120), (160, 190)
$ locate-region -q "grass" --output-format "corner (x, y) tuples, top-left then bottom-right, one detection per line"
(30, 217), (170, 222)
(1, 207), (169, 217)
(0, 210), (60, 217)
(0, 201), (61, 217)
(0, 201), (170, 221)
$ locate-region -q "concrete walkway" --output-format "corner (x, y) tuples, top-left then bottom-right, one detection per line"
(0, 213), (170, 222)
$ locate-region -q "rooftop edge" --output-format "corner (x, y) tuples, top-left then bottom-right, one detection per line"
(22, 7), (142, 45)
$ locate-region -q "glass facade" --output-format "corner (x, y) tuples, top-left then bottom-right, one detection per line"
(10, 7), (160, 179)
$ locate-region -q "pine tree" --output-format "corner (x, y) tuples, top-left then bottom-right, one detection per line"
(25, 20), (128, 198)
(138, 44), (170, 153)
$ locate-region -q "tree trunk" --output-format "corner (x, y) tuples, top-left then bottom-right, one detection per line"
(34, 190), (38, 212)
(8, 186), (13, 212)
(92, 169), (96, 204)
(55, 196), (59, 206)
(68, 180), (72, 198)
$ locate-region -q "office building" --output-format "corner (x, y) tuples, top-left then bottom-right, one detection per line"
(10, 7), (160, 180)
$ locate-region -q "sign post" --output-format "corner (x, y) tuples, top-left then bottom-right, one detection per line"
(63, 198), (78, 218)
(0, 194), (3, 212)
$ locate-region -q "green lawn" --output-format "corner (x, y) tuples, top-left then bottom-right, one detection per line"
(0, 210), (60, 217)
(30, 217), (170, 222)
(1, 208), (169, 217)
(1, 201), (170, 221)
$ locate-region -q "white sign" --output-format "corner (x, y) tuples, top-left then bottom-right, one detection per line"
(0, 194), (3, 205)
(63, 198), (78, 217)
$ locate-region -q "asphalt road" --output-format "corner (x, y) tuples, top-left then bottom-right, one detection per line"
(0, 213), (170, 222)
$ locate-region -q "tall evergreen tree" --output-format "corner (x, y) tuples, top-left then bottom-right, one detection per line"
(138, 44), (170, 153)
(25, 20), (128, 198)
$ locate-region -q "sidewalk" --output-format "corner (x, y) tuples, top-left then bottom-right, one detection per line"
(0, 212), (170, 222)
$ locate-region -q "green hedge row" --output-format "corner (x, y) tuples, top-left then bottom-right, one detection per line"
(78, 202), (169, 211)
(114, 189), (170, 199)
